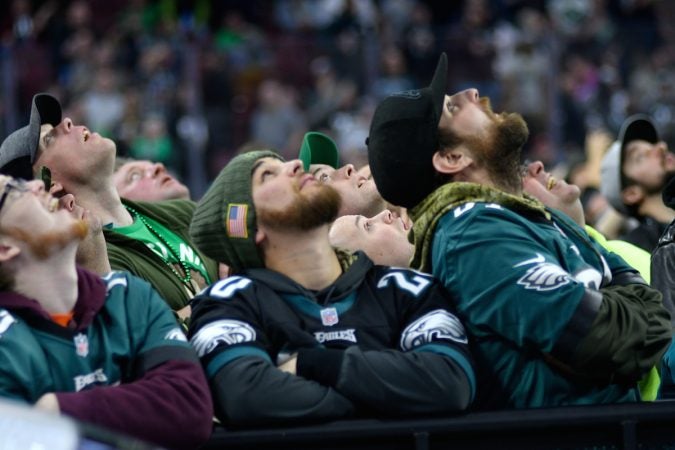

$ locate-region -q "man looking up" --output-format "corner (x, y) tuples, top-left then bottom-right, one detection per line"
(522, 159), (661, 401)
(0, 175), (213, 448)
(113, 157), (191, 202)
(522, 160), (652, 282)
(601, 115), (675, 252)
(298, 131), (388, 217)
(367, 53), (672, 409)
(0, 94), (220, 320)
(187, 150), (474, 426)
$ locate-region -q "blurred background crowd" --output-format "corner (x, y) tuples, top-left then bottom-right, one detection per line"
(1, 0), (673, 199)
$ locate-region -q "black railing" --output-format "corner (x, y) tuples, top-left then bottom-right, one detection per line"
(204, 400), (675, 450)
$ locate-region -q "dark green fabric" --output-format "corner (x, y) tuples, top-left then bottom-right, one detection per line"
(574, 283), (672, 384)
(104, 198), (219, 311)
(190, 150), (281, 272)
(409, 181), (549, 272)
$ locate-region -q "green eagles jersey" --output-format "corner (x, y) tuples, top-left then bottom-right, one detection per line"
(0, 272), (192, 403)
(431, 201), (639, 408)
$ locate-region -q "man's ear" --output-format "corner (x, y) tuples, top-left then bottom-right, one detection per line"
(622, 185), (644, 206)
(255, 228), (266, 245)
(432, 148), (473, 175)
(0, 242), (20, 263)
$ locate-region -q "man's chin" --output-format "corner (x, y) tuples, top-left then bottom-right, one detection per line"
(73, 219), (89, 240)
(34, 220), (89, 259)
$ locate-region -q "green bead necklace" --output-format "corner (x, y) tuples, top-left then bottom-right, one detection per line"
(124, 205), (193, 288)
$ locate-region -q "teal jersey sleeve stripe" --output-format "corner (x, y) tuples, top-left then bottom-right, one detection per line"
(414, 343), (476, 402)
(206, 346), (271, 378)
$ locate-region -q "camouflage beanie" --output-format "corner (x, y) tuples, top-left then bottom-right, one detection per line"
(190, 150), (283, 272)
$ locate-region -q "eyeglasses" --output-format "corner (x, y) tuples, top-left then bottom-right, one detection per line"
(0, 179), (30, 214)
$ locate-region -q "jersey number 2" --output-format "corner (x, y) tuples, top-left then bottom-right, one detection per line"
(377, 272), (431, 297)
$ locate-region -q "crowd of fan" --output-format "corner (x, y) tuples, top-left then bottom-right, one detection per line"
(1, 1), (675, 450)
(2, 0), (675, 185)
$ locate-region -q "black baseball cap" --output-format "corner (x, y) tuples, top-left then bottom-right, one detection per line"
(0, 93), (62, 180)
(600, 114), (659, 214)
(366, 52), (447, 209)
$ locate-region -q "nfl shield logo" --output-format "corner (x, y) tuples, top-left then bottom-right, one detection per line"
(74, 333), (89, 357)
(320, 307), (339, 326)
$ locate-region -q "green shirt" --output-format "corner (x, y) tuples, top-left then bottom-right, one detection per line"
(104, 198), (219, 311)
(114, 210), (211, 285)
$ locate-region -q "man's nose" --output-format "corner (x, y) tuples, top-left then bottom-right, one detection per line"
(286, 159), (304, 176)
(375, 209), (394, 224)
(151, 163), (166, 177)
(58, 194), (76, 211)
(339, 164), (355, 179)
(450, 89), (479, 105)
(58, 117), (73, 132)
(527, 161), (545, 177)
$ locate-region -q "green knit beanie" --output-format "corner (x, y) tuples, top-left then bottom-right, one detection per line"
(190, 150), (283, 272)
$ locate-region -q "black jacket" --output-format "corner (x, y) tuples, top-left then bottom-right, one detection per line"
(188, 252), (474, 427)
(650, 179), (675, 325)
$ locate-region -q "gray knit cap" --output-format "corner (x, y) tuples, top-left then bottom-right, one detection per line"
(190, 150), (283, 272)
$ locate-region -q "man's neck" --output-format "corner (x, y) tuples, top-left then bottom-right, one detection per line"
(13, 246), (79, 314)
(458, 165), (523, 197)
(65, 181), (133, 227)
(639, 195), (675, 224)
(262, 226), (342, 291)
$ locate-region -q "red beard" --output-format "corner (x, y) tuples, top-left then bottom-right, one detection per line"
(3, 220), (88, 259)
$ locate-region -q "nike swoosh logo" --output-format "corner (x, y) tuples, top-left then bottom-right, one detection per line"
(514, 253), (546, 268)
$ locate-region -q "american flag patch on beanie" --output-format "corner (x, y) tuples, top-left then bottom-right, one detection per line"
(226, 204), (248, 238)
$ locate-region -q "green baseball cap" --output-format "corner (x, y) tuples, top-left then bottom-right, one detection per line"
(298, 131), (339, 171)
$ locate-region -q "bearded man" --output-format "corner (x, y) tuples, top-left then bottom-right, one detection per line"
(601, 115), (675, 252)
(186, 150), (474, 426)
(0, 94), (221, 321)
(367, 53), (673, 409)
(0, 175), (213, 448)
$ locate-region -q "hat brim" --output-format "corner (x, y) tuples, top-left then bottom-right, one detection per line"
(33, 94), (62, 129)
(617, 114), (659, 191)
(0, 93), (62, 179)
(429, 53), (448, 128)
(619, 114), (658, 153)
(298, 132), (339, 171)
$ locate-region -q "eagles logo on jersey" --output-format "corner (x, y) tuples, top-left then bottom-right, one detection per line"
(400, 309), (468, 351)
(164, 327), (188, 342)
(514, 253), (603, 291)
(190, 319), (256, 357)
